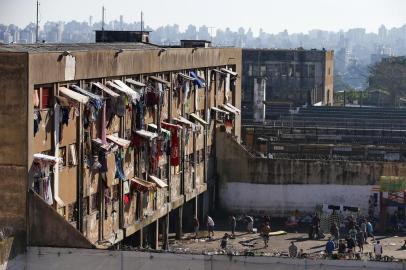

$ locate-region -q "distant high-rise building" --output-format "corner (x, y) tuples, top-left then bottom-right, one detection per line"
(378, 25), (387, 44)
(335, 48), (350, 74)
(89, 16), (93, 27)
(120, 15), (124, 30)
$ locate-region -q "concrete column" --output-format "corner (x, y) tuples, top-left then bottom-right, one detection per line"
(136, 228), (143, 248)
(176, 206), (183, 240)
(194, 196), (198, 219)
(151, 220), (159, 250)
(162, 214), (169, 250)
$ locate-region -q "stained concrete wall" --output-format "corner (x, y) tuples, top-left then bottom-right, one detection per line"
(27, 47), (242, 142)
(220, 183), (374, 216)
(216, 132), (406, 186)
(0, 52), (29, 263)
(28, 192), (93, 249)
(2, 247), (403, 270)
(216, 132), (406, 215)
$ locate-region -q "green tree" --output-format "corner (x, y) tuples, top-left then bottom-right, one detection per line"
(368, 57), (406, 106)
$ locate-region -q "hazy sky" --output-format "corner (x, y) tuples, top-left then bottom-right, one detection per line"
(1, 0), (405, 34)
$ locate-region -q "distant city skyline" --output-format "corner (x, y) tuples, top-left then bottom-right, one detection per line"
(1, 0), (406, 34)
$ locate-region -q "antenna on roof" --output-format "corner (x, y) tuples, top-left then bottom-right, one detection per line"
(101, 6), (105, 42)
(102, 6), (105, 31)
(36, 0), (40, 43)
(140, 11), (143, 32)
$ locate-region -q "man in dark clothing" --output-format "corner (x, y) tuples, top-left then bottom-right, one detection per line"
(193, 216), (199, 239)
(325, 237), (335, 256)
(230, 215), (236, 237)
(220, 233), (229, 249)
(346, 236), (356, 253)
(338, 239), (347, 254)
(330, 222), (339, 245)
(311, 214), (321, 239)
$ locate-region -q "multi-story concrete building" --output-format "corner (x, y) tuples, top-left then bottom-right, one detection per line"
(0, 34), (241, 259)
(242, 49), (334, 122)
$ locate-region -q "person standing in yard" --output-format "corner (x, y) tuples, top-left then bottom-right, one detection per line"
(330, 222), (339, 245)
(325, 237), (335, 257)
(230, 215), (237, 237)
(193, 216), (199, 239)
(206, 215), (215, 238)
(367, 220), (374, 239)
(289, 242), (298, 257)
(357, 228), (365, 253)
(374, 240), (383, 260)
(360, 219), (367, 243)
(261, 222), (271, 248)
(246, 215), (254, 233)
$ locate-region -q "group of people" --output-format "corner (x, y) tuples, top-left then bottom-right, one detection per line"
(324, 215), (381, 259)
(192, 214), (273, 250)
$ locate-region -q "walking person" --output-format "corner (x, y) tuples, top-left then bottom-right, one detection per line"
(357, 228), (365, 253)
(230, 215), (237, 237)
(206, 215), (215, 238)
(261, 222), (271, 248)
(367, 220), (374, 239)
(193, 216), (199, 239)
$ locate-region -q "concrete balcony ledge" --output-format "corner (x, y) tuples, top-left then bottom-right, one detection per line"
(124, 204), (170, 237)
(185, 184), (207, 202)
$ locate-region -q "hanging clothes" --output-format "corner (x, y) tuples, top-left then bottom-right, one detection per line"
(161, 122), (180, 166)
(104, 188), (111, 205)
(99, 151), (108, 173)
(114, 151), (126, 181)
(60, 107), (70, 126)
(32, 161), (53, 205)
(33, 110), (42, 136)
(149, 140), (159, 174)
(33, 89), (40, 107)
(225, 74), (231, 102)
(190, 71), (205, 88)
(124, 194), (130, 205)
(183, 81), (190, 104)
(43, 176), (54, 205)
(135, 98), (145, 130)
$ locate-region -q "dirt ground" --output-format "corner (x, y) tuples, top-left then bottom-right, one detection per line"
(167, 217), (406, 261)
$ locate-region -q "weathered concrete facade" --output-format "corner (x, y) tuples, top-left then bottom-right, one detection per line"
(0, 53), (29, 262)
(0, 43), (241, 259)
(242, 49), (334, 121)
(216, 132), (406, 215)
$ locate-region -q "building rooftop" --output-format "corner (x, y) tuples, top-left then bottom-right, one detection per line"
(0, 42), (160, 53)
(242, 48), (331, 52)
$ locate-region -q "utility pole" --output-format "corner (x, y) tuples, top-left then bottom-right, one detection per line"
(101, 6), (105, 42)
(35, 0), (40, 43)
(102, 6), (105, 31)
(140, 11), (143, 32)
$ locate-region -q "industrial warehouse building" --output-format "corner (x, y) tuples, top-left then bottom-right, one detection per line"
(0, 33), (241, 257)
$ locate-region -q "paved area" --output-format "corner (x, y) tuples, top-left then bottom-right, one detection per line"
(169, 230), (406, 260)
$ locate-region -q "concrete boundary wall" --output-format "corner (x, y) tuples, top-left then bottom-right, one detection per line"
(220, 183), (374, 216)
(1, 247), (404, 270)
